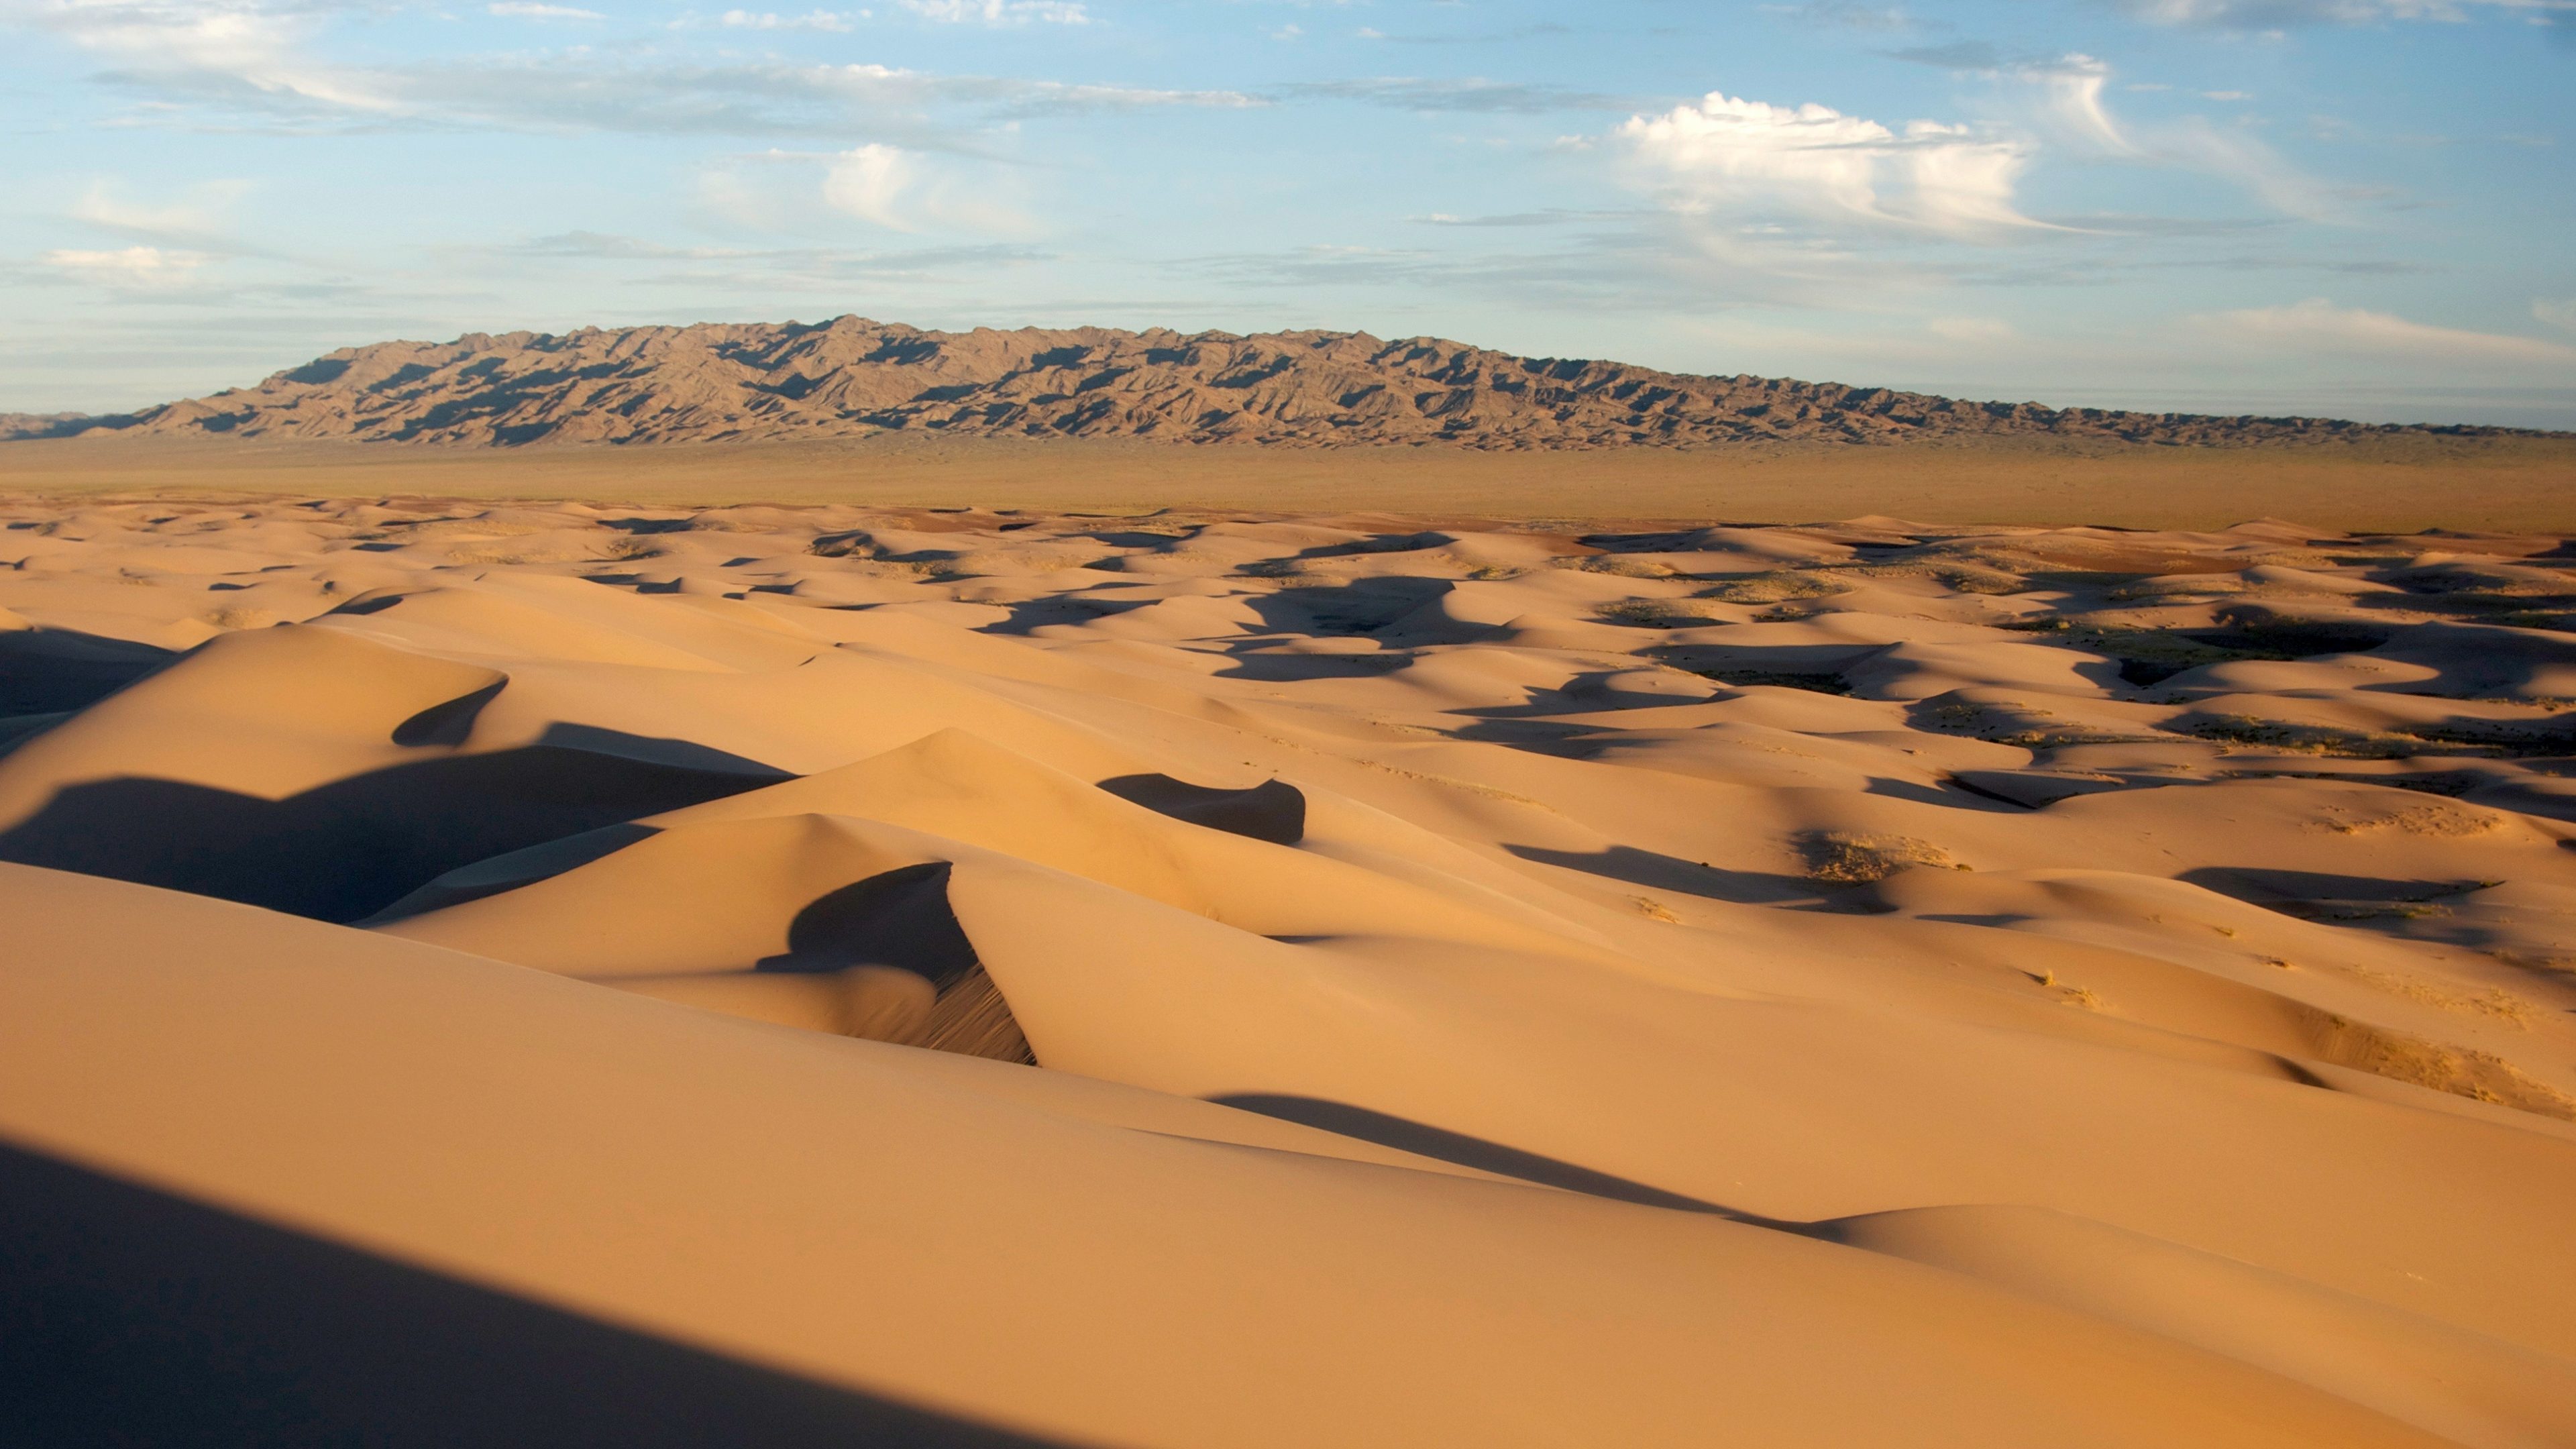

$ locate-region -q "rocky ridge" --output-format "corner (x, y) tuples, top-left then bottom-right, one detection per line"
(3, 317), (2533, 450)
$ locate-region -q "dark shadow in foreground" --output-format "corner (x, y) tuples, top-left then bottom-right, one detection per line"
(0, 1138), (1073, 1449)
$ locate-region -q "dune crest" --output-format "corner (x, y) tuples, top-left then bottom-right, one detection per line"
(5, 492), (2576, 1444)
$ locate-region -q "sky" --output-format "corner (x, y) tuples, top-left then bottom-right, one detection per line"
(3, 0), (2572, 426)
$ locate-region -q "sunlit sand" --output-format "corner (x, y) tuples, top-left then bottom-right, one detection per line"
(5, 491), (2575, 1444)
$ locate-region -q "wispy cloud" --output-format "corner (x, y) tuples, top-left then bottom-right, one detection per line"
(1179, 235), (1683, 314)
(496, 229), (1050, 286)
(1887, 47), (2363, 221)
(1279, 77), (1650, 113)
(68, 178), (257, 250)
(2155, 119), (2363, 221)
(19, 0), (1242, 133)
(898, 0), (1087, 23)
(2197, 299), (2576, 362)
(43, 244), (213, 289)
(1884, 44), (2133, 154)
(1764, 0), (1921, 32)
(1346, 21), (1576, 44)
(2114, 0), (2576, 27)
(17, 0), (402, 115)
(822, 142), (912, 228)
(1615, 91), (2054, 241)
(2535, 298), (2576, 332)
(1410, 209), (1629, 228)
(713, 8), (859, 30)
(488, 3), (606, 20)
(678, 142), (1037, 235)
(113, 58), (1250, 135)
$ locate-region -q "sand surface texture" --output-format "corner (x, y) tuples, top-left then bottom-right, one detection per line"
(5, 494), (2576, 1445)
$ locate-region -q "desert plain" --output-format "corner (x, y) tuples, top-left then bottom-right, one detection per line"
(3, 462), (2576, 1446)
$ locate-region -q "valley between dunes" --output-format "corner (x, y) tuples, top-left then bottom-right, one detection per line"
(7, 490), (2576, 1446)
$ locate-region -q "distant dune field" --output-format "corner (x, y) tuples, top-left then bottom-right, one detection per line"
(5, 431), (2574, 532)
(5, 491), (2576, 1444)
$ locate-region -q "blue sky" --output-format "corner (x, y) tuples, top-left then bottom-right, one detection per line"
(4, 0), (2571, 425)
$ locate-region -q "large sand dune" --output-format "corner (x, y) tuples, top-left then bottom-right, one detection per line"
(5, 492), (2576, 1444)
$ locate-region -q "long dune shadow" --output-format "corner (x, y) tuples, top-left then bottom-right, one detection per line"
(0, 726), (788, 922)
(364, 821), (665, 921)
(1241, 577), (1452, 637)
(1860, 775), (2033, 811)
(1205, 647), (1415, 684)
(1210, 1095), (1799, 1228)
(2178, 865), (2491, 909)
(1504, 843), (1823, 906)
(0, 1137), (1072, 1449)
(1097, 773), (1305, 845)
(0, 626), (175, 716)
(1440, 719), (1624, 750)
(973, 594), (1160, 637)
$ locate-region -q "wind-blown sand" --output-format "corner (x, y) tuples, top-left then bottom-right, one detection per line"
(5, 492), (2576, 1445)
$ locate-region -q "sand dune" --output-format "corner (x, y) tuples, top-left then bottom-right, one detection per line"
(5, 492), (2576, 1444)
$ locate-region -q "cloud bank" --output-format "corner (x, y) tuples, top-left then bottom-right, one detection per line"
(1617, 91), (2051, 239)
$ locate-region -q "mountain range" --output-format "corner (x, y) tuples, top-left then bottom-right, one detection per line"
(0, 318), (2532, 450)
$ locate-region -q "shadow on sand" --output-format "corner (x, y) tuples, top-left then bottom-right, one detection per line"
(0, 726), (787, 922)
(0, 1137), (1073, 1448)
(1504, 842), (1827, 906)
(1098, 774), (1306, 845)
(1212, 1094), (1802, 1228)
(0, 625), (175, 716)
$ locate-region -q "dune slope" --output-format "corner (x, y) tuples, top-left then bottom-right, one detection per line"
(4, 492), (2576, 1444)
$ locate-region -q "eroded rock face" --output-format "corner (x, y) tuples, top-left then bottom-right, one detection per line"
(9, 317), (2527, 449)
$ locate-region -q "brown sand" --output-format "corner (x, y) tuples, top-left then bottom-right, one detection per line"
(5, 490), (2576, 1444)
(5, 431), (2575, 531)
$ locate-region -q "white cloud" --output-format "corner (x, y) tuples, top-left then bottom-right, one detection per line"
(2025, 54), (2134, 154)
(44, 245), (209, 289)
(2117, 0), (2575, 27)
(814, 143), (1034, 235)
(2198, 299), (2576, 362)
(1289, 77), (1642, 113)
(1994, 58), (2353, 222)
(1888, 49), (2357, 223)
(18, 1), (1252, 133)
(899, 0), (1088, 23)
(717, 8), (861, 30)
(2534, 299), (2576, 333)
(1615, 91), (2052, 240)
(2157, 119), (2353, 221)
(822, 142), (913, 229)
(487, 3), (606, 19)
(18, 0), (397, 114)
(70, 178), (253, 244)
